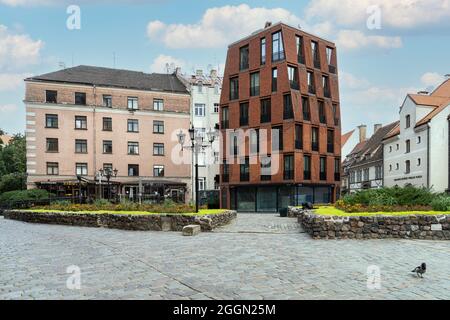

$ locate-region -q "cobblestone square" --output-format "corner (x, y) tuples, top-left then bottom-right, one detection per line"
(0, 214), (449, 300)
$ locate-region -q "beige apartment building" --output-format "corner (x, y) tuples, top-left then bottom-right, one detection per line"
(24, 65), (192, 202)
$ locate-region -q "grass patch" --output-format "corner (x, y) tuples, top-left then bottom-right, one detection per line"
(314, 206), (450, 217)
(21, 209), (228, 216)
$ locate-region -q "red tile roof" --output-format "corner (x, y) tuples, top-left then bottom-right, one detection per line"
(341, 130), (355, 147)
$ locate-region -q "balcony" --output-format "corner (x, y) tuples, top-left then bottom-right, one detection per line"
(260, 113), (271, 123)
(304, 171), (311, 180)
(334, 173), (340, 181)
(221, 120), (229, 129)
(240, 117), (249, 126)
(314, 58), (321, 69)
(284, 170), (294, 180)
(283, 108), (294, 120)
(308, 85), (315, 94)
(327, 143), (334, 153)
(320, 172), (327, 181)
(311, 142), (319, 152)
(295, 140), (303, 149)
(329, 65), (336, 74)
(240, 173), (249, 182)
(272, 50), (285, 62)
(222, 174), (229, 183)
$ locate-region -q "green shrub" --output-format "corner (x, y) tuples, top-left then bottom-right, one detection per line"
(431, 196), (450, 211)
(94, 199), (111, 207)
(0, 189), (50, 203)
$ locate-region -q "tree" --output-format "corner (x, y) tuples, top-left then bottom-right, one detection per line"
(0, 133), (26, 193)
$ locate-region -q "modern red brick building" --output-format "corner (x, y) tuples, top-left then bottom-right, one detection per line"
(219, 22), (341, 212)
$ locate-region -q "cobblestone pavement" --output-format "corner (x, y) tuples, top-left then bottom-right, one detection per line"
(1, 214), (450, 300)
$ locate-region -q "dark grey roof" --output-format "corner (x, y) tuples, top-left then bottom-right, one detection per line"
(343, 121), (399, 169)
(25, 65), (189, 94)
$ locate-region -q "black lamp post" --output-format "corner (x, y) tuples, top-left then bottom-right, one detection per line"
(177, 124), (217, 213)
(98, 167), (118, 201)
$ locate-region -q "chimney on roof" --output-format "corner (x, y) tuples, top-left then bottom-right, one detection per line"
(265, 21), (272, 28)
(374, 124), (382, 134)
(210, 69), (217, 78)
(196, 69), (203, 77)
(357, 125), (367, 143)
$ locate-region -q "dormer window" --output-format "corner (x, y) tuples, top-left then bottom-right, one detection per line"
(406, 114), (411, 128)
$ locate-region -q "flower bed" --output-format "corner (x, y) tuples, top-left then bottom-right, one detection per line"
(3, 209), (236, 232)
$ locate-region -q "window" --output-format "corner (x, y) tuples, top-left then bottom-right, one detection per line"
(46, 162), (59, 175)
(229, 77), (239, 100)
(389, 164), (392, 171)
(272, 31), (285, 62)
(406, 139), (411, 153)
(322, 75), (330, 98)
(302, 97), (311, 121)
(406, 115), (411, 128)
(76, 163), (88, 176)
(311, 127), (319, 151)
(250, 129), (259, 155)
(213, 103), (219, 113)
(197, 82), (203, 93)
(75, 116), (87, 130)
(284, 154), (294, 180)
(304, 155), (311, 180)
(128, 164), (139, 177)
(239, 45), (249, 70)
(239, 102), (249, 126)
(417, 136), (421, 144)
(396, 163), (399, 170)
(295, 124), (303, 149)
(334, 158), (341, 181)
(222, 160), (229, 182)
(260, 156), (271, 181)
(405, 160), (411, 174)
(326, 47), (335, 73)
(221, 107), (229, 129)
(45, 114), (58, 128)
(232, 133), (239, 156)
(153, 143), (164, 156)
(357, 170), (362, 182)
(103, 117), (112, 131)
(319, 157), (327, 180)
(260, 38), (266, 65)
(272, 68), (278, 92)
(288, 66), (299, 90)
(195, 104), (206, 117)
(250, 72), (260, 96)
(103, 163), (113, 171)
(307, 71), (315, 94)
(389, 146), (393, 153)
(311, 41), (320, 68)
(240, 157), (250, 181)
(296, 36), (305, 64)
(128, 97), (138, 110)
(283, 94), (293, 119)
(103, 140), (112, 154)
(272, 126), (283, 151)
(127, 119), (139, 132)
(396, 144), (399, 150)
(332, 103), (339, 125)
(260, 98), (271, 123)
(75, 139), (87, 153)
(214, 84), (220, 95)
(153, 99), (164, 111)
(327, 129), (334, 153)
(75, 92), (86, 105)
(350, 171), (356, 183)
(153, 165), (164, 177)
(103, 95), (112, 108)
(128, 141), (139, 155)
(417, 158), (421, 166)
(46, 90), (57, 103)
(375, 166), (382, 179)
(363, 168), (369, 181)
(319, 101), (326, 123)
(198, 178), (206, 191)
(46, 138), (58, 152)
(153, 120), (164, 134)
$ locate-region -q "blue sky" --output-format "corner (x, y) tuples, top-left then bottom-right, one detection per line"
(1, 0), (449, 135)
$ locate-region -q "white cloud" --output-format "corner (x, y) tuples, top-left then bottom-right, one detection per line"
(0, 24), (43, 71)
(0, 104), (17, 113)
(305, 0), (450, 29)
(1, 0), (150, 6)
(420, 72), (446, 89)
(336, 29), (402, 51)
(339, 72), (371, 90)
(147, 4), (303, 48)
(150, 54), (185, 73)
(0, 73), (30, 91)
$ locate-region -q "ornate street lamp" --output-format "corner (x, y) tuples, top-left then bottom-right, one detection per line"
(97, 167), (118, 201)
(177, 124), (217, 213)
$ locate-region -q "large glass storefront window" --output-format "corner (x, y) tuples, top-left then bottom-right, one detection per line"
(314, 187), (331, 204)
(257, 187), (277, 212)
(237, 187), (256, 212)
(297, 186), (314, 204)
(278, 186), (294, 209)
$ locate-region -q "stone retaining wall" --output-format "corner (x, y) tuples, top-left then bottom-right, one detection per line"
(289, 207), (450, 240)
(3, 210), (237, 232)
